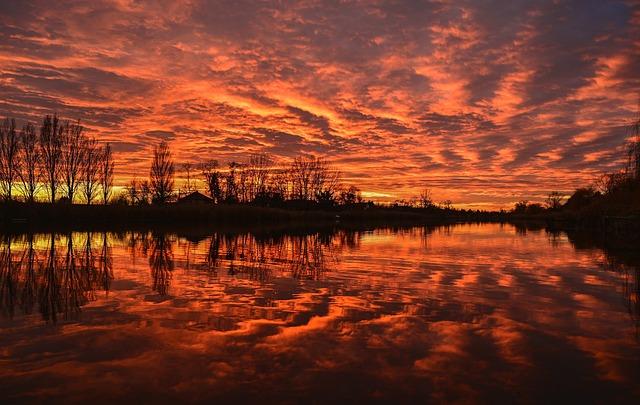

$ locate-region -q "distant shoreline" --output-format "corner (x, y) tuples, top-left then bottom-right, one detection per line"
(1, 201), (638, 237)
(0, 201), (506, 232)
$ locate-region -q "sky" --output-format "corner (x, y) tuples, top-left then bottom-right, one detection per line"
(1, 0), (639, 209)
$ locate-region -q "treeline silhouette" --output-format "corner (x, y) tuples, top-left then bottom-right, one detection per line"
(0, 115), (114, 204)
(3, 114), (505, 229)
(132, 142), (456, 210)
(125, 140), (365, 208)
(1, 114), (455, 213)
(4, 109), (639, 228)
(511, 112), (640, 223)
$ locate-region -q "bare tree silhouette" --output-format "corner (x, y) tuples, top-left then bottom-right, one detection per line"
(201, 160), (223, 203)
(17, 123), (40, 202)
(0, 118), (20, 201)
(39, 115), (64, 203)
(545, 191), (565, 210)
(289, 156), (340, 202)
(180, 162), (196, 196)
(150, 141), (174, 203)
(99, 143), (114, 204)
(126, 178), (152, 205)
(338, 185), (362, 205)
(224, 161), (240, 203)
(0, 114), (116, 205)
(419, 188), (434, 208)
(247, 153), (273, 201)
(82, 138), (101, 204)
(61, 120), (85, 202)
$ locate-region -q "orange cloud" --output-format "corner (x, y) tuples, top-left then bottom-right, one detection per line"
(0, 0), (638, 209)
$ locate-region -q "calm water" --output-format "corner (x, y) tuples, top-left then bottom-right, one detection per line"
(1, 224), (639, 403)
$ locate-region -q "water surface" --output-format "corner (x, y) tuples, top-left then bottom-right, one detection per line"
(1, 224), (639, 403)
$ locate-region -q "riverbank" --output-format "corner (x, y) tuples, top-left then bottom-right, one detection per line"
(0, 201), (506, 233)
(3, 201), (638, 240)
(510, 210), (640, 237)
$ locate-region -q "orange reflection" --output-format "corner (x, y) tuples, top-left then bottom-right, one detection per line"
(0, 224), (639, 402)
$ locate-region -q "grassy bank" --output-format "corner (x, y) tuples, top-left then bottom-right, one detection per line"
(0, 201), (506, 233)
(5, 199), (636, 236)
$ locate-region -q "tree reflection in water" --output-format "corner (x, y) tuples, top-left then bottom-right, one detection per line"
(0, 235), (18, 318)
(555, 228), (640, 333)
(0, 233), (113, 322)
(20, 234), (37, 316)
(613, 256), (640, 333)
(0, 227), (638, 328)
(149, 233), (174, 295)
(127, 231), (348, 288)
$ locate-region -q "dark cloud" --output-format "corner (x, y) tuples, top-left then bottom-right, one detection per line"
(286, 106), (334, 139)
(253, 127), (307, 156)
(112, 141), (145, 153)
(418, 112), (496, 135)
(2, 64), (154, 103)
(375, 118), (411, 134)
(143, 130), (176, 141)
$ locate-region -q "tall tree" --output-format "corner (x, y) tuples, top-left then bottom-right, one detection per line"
(60, 120), (85, 202)
(237, 163), (250, 202)
(150, 141), (174, 203)
(126, 178), (151, 205)
(289, 156), (340, 201)
(224, 162), (239, 203)
(419, 188), (433, 208)
(289, 157), (313, 200)
(338, 185), (362, 205)
(0, 118), (20, 200)
(99, 143), (114, 204)
(247, 153), (273, 200)
(180, 162), (196, 195)
(17, 122), (40, 202)
(268, 169), (289, 201)
(82, 138), (100, 204)
(201, 160), (223, 203)
(545, 191), (565, 210)
(39, 114), (63, 203)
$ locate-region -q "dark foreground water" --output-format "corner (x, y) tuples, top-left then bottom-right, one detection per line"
(0, 224), (639, 403)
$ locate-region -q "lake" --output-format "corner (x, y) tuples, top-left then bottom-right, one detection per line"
(1, 223), (639, 403)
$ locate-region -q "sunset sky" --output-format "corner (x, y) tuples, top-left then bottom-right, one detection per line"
(1, 0), (638, 209)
